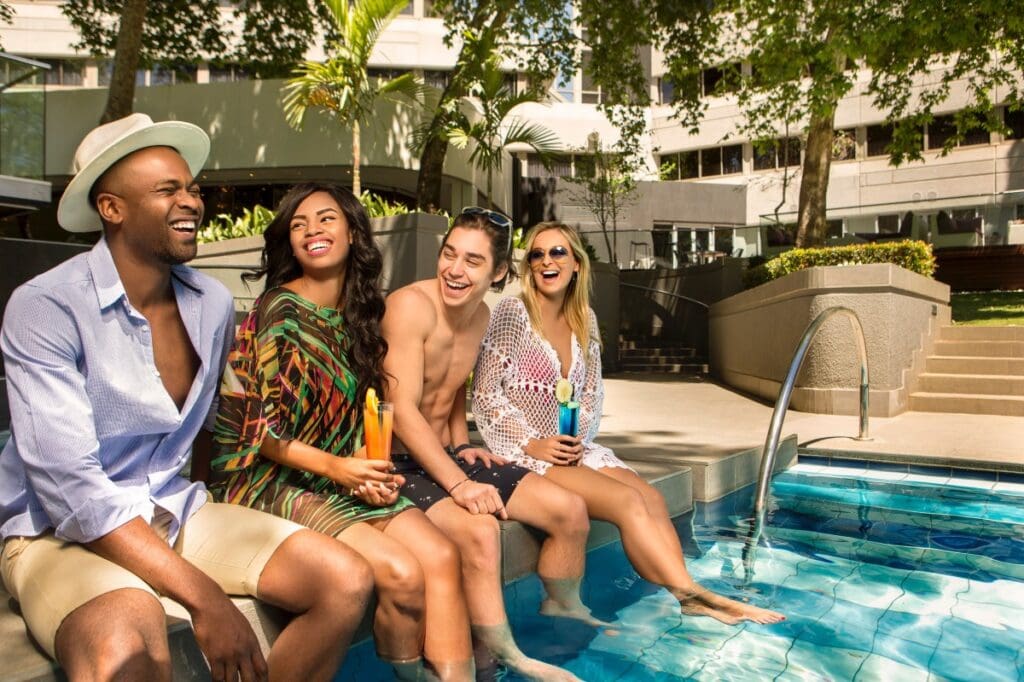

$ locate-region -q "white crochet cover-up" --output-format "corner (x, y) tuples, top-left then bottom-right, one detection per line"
(472, 296), (632, 475)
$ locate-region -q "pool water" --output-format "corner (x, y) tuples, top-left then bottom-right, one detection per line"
(336, 460), (1024, 681)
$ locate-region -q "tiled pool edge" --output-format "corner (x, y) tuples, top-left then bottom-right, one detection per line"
(798, 446), (1024, 478)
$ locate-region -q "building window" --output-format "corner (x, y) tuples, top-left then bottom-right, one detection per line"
(97, 59), (146, 87)
(423, 70), (449, 91)
(866, 123), (893, 157)
(1016, 204), (1024, 220)
(527, 153), (600, 179)
(832, 128), (856, 161)
(580, 51), (605, 104)
(826, 219), (844, 239)
(150, 63), (197, 86)
(34, 58), (84, 86)
(927, 114), (989, 150)
(700, 63), (739, 97)
(753, 137), (800, 171)
(660, 145), (741, 179)
(209, 62), (248, 82)
(877, 214), (900, 234)
(658, 77), (674, 105)
(368, 68), (406, 81)
(1005, 107), (1024, 140)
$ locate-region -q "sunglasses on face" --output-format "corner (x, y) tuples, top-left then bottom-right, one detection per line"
(460, 206), (513, 254)
(527, 245), (572, 264)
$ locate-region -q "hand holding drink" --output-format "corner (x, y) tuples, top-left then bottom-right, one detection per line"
(363, 388), (393, 461)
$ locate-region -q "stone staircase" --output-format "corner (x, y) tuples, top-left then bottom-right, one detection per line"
(910, 325), (1024, 417)
(617, 336), (708, 376)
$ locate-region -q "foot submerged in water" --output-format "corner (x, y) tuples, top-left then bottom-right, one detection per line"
(539, 597), (615, 629)
(676, 587), (785, 625)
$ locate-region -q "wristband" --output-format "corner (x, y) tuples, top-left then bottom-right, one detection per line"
(452, 443), (473, 456)
(447, 478), (470, 494)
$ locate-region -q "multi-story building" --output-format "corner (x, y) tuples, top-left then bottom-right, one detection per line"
(2, 0), (1022, 265)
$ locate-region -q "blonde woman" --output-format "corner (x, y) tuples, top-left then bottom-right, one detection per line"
(472, 222), (784, 625)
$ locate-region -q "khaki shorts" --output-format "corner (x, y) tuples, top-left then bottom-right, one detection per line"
(0, 501), (302, 658)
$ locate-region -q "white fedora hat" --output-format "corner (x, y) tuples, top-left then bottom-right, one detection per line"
(57, 113), (210, 233)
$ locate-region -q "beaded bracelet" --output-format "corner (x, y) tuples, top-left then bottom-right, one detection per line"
(447, 478), (470, 494)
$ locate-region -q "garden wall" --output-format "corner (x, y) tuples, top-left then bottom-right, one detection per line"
(709, 264), (951, 417)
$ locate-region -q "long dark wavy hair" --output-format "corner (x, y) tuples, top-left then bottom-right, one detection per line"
(244, 182), (387, 402)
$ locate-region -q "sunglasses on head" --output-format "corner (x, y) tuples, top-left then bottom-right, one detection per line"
(460, 206), (513, 255)
(527, 245), (573, 263)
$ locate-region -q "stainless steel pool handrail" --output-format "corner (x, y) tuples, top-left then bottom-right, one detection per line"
(752, 306), (871, 528)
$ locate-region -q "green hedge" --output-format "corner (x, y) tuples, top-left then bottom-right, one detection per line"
(743, 240), (936, 289)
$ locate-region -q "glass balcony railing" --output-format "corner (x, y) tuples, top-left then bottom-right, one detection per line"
(0, 53), (48, 180)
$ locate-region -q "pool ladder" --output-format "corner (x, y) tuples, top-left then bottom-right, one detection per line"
(752, 306), (872, 530)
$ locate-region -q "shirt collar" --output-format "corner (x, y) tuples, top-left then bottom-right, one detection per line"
(88, 237), (127, 310)
(88, 237), (206, 311)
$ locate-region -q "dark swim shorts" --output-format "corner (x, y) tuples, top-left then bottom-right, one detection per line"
(391, 444), (531, 512)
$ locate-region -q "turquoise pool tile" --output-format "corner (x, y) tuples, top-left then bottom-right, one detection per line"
(779, 638), (870, 681)
(854, 652), (931, 681)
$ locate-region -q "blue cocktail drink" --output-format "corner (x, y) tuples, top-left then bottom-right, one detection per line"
(558, 401), (580, 437)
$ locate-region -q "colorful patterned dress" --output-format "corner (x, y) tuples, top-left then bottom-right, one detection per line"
(210, 287), (413, 536)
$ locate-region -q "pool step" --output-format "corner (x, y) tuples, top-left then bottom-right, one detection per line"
(925, 355), (1024, 375)
(763, 467), (1024, 578)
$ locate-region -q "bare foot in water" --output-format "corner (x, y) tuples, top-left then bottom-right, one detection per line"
(676, 588), (785, 625)
(539, 597), (615, 629)
(500, 655), (583, 682)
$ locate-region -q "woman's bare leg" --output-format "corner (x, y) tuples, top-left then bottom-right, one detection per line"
(381, 509), (474, 681)
(545, 466), (784, 625)
(335, 522), (426, 665)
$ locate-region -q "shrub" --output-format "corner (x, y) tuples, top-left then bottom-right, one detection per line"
(196, 205), (274, 244)
(743, 240), (936, 289)
(195, 192), (412, 244)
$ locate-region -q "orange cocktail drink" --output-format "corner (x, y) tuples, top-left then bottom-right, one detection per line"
(364, 389), (393, 461)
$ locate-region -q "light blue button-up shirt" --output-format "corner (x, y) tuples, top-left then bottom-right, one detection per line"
(0, 238), (234, 545)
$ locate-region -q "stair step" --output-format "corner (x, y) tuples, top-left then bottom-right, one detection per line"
(933, 340), (1024, 358)
(917, 372), (1024, 396)
(617, 340), (698, 352)
(618, 351), (698, 363)
(909, 391), (1024, 417)
(616, 362), (708, 374)
(925, 355), (1024, 375)
(940, 325), (1024, 341)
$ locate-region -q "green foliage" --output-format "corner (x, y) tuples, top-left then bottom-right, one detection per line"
(358, 191), (410, 217)
(196, 205), (275, 244)
(195, 193), (410, 244)
(743, 240), (936, 289)
(62, 0), (337, 76)
(436, 31), (559, 205)
(282, 0), (426, 196)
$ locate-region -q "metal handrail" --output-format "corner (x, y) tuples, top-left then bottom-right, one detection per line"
(752, 306), (870, 528)
(619, 282), (709, 309)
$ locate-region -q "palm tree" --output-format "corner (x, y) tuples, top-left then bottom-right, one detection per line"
(282, 0), (423, 196)
(440, 46), (560, 209)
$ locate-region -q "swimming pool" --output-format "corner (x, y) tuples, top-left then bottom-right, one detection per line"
(335, 459), (1024, 681)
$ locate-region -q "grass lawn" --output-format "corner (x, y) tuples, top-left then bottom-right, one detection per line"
(951, 291), (1024, 326)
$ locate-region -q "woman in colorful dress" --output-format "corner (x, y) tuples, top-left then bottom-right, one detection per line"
(208, 183), (473, 680)
(472, 221), (785, 626)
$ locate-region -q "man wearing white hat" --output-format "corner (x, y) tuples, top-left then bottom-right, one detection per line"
(0, 114), (374, 681)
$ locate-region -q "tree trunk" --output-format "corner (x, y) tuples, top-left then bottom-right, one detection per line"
(416, 134), (449, 212)
(795, 107), (836, 248)
(415, 4), (510, 211)
(100, 0), (147, 124)
(352, 118), (361, 197)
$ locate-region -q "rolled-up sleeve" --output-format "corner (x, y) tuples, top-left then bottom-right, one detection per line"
(1, 287), (148, 543)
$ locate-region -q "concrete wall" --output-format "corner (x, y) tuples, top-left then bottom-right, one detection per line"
(709, 264), (951, 417)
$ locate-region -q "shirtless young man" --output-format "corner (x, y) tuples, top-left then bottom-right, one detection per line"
(382, 208), (594, 681)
